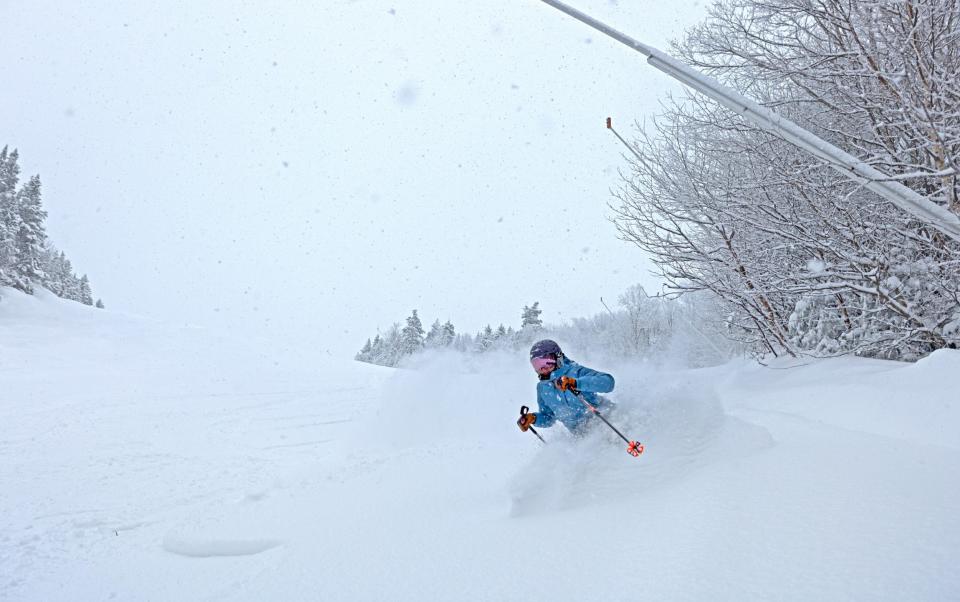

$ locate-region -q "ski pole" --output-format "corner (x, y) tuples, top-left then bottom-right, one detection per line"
(518, 405), (546, 444)
(573, 392), (644, 457)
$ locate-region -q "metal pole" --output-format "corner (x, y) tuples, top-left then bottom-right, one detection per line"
(573, 392), (644, 456)
(539, 0), (960, 243)
(605, 117), (642, 162)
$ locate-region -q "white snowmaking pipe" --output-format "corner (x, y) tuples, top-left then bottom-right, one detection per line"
(538, 0), (960, 244)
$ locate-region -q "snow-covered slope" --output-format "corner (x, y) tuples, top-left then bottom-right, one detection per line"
(2, 287), (958, 601)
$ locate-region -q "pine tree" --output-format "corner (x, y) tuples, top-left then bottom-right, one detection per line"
(39, 244), (57, 289)
(0, 146), (93, 304)
(355, 338), (373, 362)
(399, 309), (425, 356)
(95, 299), (104, 309)
(441, 321), (456, 347)
(520, 302), (544, 343)
(12, 175), (47, 292)
(78, 274), (93, 306)
(453, 332), (473, 353)
(476, 325), (495, 352)
(41, 248), (68, 298)
(0, 146), (21, 287)
(369, 334), (385, 364)
(521, 302), (543, 329)
(424, 319), (444, 349)
(56, 253), (80, 300)
(380, 324), (403, 366)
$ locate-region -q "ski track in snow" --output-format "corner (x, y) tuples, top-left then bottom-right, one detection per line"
(2, 288), (959, 601)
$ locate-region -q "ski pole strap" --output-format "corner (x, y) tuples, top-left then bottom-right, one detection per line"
(519, 405), (546, 444)
(518, 405), (533, 429)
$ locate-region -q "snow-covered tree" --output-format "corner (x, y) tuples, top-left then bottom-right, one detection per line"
(378, 324), (403, 367)
(521, 302), (542, 330)
(355, 338), (374, 363)
(12, 175), (47, 292)
(0, 146), (98, 305)
(452, 332), (472, 353)
(399, 310), (425, 356)
(53, 253), (81, 301)
(613, 0), (960, 359)
(367, 334), (385, 364)
(518, 302), (544, 345)
(0, 146), (22, 288)
(440, 320), (456, 347)
(424, 319), (444, 349)
(78, 274), (93, 306)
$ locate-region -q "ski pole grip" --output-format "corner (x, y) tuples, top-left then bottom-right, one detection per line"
(518, 405), (530, 429)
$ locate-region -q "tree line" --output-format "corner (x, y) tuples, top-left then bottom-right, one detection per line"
(355, 303), (546, 367)
(0, 146), (101, 307)
(355, 292), (737, 368)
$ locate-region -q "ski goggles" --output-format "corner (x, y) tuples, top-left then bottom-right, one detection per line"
(530, 356), (557, 372)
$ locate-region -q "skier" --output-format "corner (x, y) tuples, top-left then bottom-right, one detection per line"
(517, 339), (615, 437)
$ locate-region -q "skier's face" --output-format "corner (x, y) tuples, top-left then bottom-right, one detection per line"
(531, 355), (557, 376)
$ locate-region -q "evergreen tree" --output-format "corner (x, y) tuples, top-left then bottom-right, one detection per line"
(40, 247), (64, 296)
(424, 319), (444, 349)
(0, 146), (21, 286)
(440, 320), (456, 347)
(38, 244), (56, 286)
(56, 253), (80, 300)
(369, 334), (385, 364)
(12, 175), (47, 292)
(0, 147), (19, 193)
(95, 299), (105, 309)
(78, 274), (93, 306)
(399, 309), (425, 356)
(520, 302), (544, 343)
(0, 146), (97, 305)
(355, 338), (373, 362)
(476, 325), (495, 352)
(521, 302), (543, 329)
(380, 323), (403, 366)
(453, 332), (473, 353)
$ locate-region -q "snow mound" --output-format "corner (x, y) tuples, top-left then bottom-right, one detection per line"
(162, 537), (282, 559)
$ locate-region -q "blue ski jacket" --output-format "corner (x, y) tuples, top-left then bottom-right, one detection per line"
(533, 357), (615, 433)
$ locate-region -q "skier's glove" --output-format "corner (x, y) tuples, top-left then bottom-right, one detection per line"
(517, 412), (537, 432)
(554, 376), (578, 391)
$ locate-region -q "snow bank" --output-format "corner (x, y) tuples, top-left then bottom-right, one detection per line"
(718, 351), (960, 450)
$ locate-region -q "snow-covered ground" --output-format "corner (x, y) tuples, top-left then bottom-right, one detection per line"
(2, 287), (958, 601)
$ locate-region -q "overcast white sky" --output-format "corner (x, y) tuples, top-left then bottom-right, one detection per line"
(2, 0), (707, 356)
